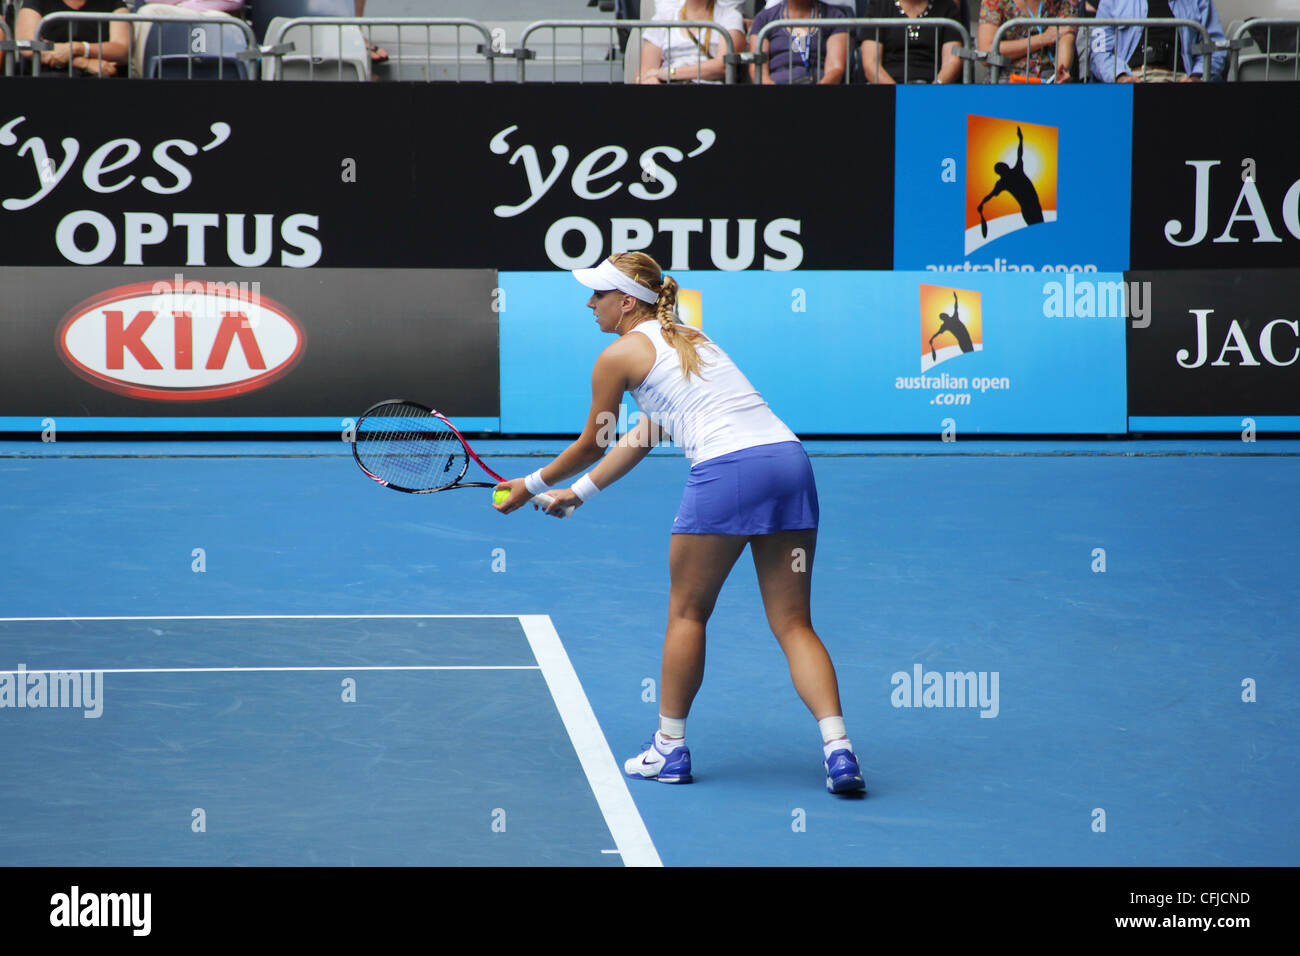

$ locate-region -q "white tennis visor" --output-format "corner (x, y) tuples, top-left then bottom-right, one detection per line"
(571, 258), (660, 304)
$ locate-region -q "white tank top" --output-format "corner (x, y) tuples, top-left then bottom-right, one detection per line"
(627, 319), (798, 466)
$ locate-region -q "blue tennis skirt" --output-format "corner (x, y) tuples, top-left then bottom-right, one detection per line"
(673, 441), (819, 535)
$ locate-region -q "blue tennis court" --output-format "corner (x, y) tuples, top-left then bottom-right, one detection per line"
(1, 439), (1297, 866)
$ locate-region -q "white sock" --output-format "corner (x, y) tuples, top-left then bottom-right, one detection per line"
(818, 716), (852, 759)
(659, 715), (686, 738)
(655, 730), (685, 753)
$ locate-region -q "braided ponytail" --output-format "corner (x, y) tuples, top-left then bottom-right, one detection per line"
(607, 252), (712, 381)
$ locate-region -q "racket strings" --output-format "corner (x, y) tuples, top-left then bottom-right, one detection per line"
(355, 403), (468, 491)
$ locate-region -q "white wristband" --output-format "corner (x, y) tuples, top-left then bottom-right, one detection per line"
(572, 474), (600, 503)
(523, 469), (551, 496)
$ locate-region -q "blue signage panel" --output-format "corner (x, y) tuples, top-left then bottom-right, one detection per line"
(893, 85), (1133, 273)
(500, 270), (1127, 436)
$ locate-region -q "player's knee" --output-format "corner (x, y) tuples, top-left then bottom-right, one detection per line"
(669, 599), (716, 625)
(768, 617), (816, 644)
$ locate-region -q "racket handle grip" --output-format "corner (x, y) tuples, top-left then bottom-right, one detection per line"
(532, 493), (576, 518)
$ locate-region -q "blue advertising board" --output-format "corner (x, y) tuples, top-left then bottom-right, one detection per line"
(499, 270), (1128, 436)
(893, 86), (1133, 273)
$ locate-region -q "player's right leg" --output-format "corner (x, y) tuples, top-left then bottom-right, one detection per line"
(750, 529), (865, 794)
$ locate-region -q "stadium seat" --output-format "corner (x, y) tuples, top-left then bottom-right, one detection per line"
(261, 15), (370, 80)
(140, 18), (253, 79)
(1233, 17), (1299, 80)
(1235, 51), (1299, 80)
(1244, 18), (1300, 53)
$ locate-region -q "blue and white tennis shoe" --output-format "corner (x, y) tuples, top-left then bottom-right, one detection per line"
(824, 748), (867, 794)
(624, 734), (692, 784)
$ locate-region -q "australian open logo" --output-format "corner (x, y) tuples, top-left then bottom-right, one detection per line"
(921, 285), (982, 372)
(965, 116), (1058, 255)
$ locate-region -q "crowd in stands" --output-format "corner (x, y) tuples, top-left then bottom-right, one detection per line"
(0, 0), (1270, 82)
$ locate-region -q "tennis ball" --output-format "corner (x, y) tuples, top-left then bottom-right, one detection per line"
(493, 488), (510, 506)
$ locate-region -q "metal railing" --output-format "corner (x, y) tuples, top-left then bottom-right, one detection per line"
(29, 11), (258, 79)
(264, 17), (496, 82)
(7, 14), (1282, 84)
(755, 17), (974, 85)
(518, 19), (738, 84)
(1229, 18), (1299, 81)
(987, 16), (1217, 84)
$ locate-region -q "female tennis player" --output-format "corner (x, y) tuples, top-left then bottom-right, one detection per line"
(493, 252), (865, 795)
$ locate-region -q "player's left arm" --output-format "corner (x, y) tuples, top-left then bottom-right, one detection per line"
(539, 413), (663, 515)
(495, 343), (632, 512)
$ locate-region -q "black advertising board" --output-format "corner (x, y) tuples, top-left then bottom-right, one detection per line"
(0, 82), (893, 272)
(1126, 269), (1300, 419)
(1130, 84), (1300, 270)
(0, 267), (499, 418)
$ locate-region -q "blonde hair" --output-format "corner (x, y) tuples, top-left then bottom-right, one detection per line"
(607, 252), (712, 380)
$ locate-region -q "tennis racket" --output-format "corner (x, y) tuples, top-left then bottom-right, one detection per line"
(351, 399), (575, 517)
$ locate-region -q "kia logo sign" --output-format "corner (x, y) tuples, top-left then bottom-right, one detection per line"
(56, 281), (305, 401)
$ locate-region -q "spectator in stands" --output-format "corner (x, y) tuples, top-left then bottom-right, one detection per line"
(749, 0), (850, 83)
(355, 0), (386, 62)
(636, 0), (745, 83)
(16, 0), (130, 76)
(858, 0), (965, 83)
(759, 0), (853, 9)
(1089, 0), (1226, 81)
(977, 0), (1077, 82)
(142, 0), (241, 11)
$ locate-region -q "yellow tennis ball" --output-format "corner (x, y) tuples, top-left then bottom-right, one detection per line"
(493, 488), (510, 506)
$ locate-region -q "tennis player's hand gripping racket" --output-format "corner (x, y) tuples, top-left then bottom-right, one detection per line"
(351, 399), (574, 516)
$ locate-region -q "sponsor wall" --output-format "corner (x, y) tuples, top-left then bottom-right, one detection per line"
(893, 86), (1134, 274)
(0, 81), (1294, 434)
(500, 271), (1128, 435)
(0, 268), (499, 430)
(1126, 270), (1300, 432)
(1129, 86), (1300, 271)
(1124, 85), (1300, 432)
(0, 83), (890, 273)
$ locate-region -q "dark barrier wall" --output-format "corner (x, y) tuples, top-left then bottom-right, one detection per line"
(3, 81), (1298, 434)
(0, 267), (499, 420)
(1126, 269), (1300, 430)
(0, 83), (894, 272)
(1130, 85), (1300, 270)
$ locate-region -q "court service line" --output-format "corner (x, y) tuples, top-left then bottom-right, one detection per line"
(0, 614), (532, 622)
(0, 666), (539, 676)
(518, 614), (663, 869)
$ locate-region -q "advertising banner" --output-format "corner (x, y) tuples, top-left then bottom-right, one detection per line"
(1126, 269), (1300, 431)
(0, 267), (499, 428)
(0, 83), (892, 273)
(893, 85), (1133, 274)
(1130, 85), (1300, 270)
(499, 269), (1128, 435)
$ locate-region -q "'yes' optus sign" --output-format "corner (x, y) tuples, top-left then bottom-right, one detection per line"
(56, 281), (305, 401)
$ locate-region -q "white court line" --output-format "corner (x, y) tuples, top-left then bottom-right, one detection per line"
(3, 613), (661, 866)
(0, 666), (539, 676)
(0, 614), (528, 622)
(519, 614), (662, 869)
